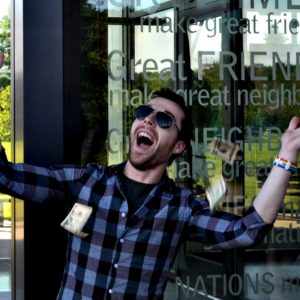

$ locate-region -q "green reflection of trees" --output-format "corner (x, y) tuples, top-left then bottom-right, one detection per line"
(242, 64), (300, 205)
(0, 85), (11, 141)
(189, 61), (300, 206)
(80, 0), (108, 165)
(0, 15), (11, 142)
(133, 72), (173, 92)
(192, 64), (223, 139)
(197, 62), (300, 132)
(244, 65), (300, 131)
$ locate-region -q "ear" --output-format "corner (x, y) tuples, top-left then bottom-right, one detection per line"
(173, 140), (186, 155)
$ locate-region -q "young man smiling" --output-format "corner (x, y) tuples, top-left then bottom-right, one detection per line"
(125, 92), (187, 182)
(0, 88), (300, 299)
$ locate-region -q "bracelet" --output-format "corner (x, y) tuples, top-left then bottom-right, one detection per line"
(273, 155), (298, 173)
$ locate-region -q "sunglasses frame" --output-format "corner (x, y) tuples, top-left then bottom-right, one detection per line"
(135, 105), (179, 131)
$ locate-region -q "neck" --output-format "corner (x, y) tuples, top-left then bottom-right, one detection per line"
(123, 160), (166, 184)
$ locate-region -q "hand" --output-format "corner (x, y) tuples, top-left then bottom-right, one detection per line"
(279, 116), (300, 162)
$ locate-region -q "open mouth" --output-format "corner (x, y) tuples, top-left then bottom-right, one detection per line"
(137, 131), (154, 147)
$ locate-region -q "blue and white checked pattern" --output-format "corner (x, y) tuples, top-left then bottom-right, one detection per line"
(0, 149), (271, 299)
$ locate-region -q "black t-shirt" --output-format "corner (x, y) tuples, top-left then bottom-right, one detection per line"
(119, 173), (156, 216)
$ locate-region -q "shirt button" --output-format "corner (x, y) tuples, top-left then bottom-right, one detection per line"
(108, 289), (113, 294)
(114, 263), (119, 269)
(120, 238), (124, 243)
(121, 212), (126, 218)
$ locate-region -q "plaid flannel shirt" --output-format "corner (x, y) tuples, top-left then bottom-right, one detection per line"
(0, 148), (271, 299)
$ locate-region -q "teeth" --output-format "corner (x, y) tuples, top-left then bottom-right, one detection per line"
(138, 132), (153, 143)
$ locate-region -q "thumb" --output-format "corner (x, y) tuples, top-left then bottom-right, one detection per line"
(288, 116), (300, 130)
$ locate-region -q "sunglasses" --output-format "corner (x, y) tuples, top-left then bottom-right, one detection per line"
(135, 105), (179, 130)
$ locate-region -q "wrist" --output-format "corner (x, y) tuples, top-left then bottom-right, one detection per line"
(278, 148), (298, 163)
(273, 155), (298, 173)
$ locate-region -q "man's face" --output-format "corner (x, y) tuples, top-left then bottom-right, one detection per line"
(128, 97), (186, 170)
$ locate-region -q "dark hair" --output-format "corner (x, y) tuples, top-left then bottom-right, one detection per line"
(152, 88), (194, 163)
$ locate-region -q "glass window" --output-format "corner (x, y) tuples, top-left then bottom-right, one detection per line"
(0, 1), (12, 299)
(80, 0), (300, 299)
(243, 1), (300, 299)
(80, 0), (109, 165)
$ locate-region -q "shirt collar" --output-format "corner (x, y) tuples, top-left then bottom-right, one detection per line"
(108, 161), (176, 193)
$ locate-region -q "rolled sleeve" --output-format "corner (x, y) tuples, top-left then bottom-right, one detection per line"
(0, 149), (89, 204)
(187, 197), (272, 249)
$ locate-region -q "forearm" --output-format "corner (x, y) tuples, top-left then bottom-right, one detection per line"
(253, 163), (291, 224)
(0, 161), (66, 203)
(253, 120), (299, 224)
(0, 145), (76, 203)
(188, 198), (271, 248)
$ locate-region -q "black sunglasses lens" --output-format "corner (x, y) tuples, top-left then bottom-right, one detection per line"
(156, 112), (174, 129)
(135, 105), (174, 129)
(135, 105), (153, 119)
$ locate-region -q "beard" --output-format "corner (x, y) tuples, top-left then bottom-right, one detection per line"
(127, 124), (176, 171)
(128, 144), (160, 171)
(127, 140), (171, 171)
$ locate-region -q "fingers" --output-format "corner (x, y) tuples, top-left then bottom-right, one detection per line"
(288, 116), (300, 131)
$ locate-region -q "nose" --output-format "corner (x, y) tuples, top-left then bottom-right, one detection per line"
(143, 111), (156, 127)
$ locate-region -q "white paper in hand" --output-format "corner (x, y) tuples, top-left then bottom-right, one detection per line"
(206, 176), (227, 211)
(60, 203), (92, 238)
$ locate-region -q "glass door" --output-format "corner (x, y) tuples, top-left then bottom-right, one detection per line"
(173, 1), (246, 299)
(174, 1), (300, 299)
(79, 1), (300, 299)
(121, 1), (246, 298)
(242, 1), (300, 299)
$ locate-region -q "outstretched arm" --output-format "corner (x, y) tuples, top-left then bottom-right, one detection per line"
(186, 120), (300, 248)
(253, 116), (300, 224)
(0, 140), (88, 204)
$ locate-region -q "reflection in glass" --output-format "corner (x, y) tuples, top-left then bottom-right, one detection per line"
(243, 1), (300, 299)
(187, 17), (223, 196)
(79, 1), (300, 299)
(134, 9), (175, 93)
(80, 0), (109, 166)
(108, 24), (124, 165)
(133, 0), (169, 12)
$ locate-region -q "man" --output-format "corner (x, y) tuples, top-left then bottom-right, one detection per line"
(0, 88), (299, 299)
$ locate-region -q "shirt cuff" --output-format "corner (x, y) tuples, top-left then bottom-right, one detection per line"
(244, 204), (274, 230)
